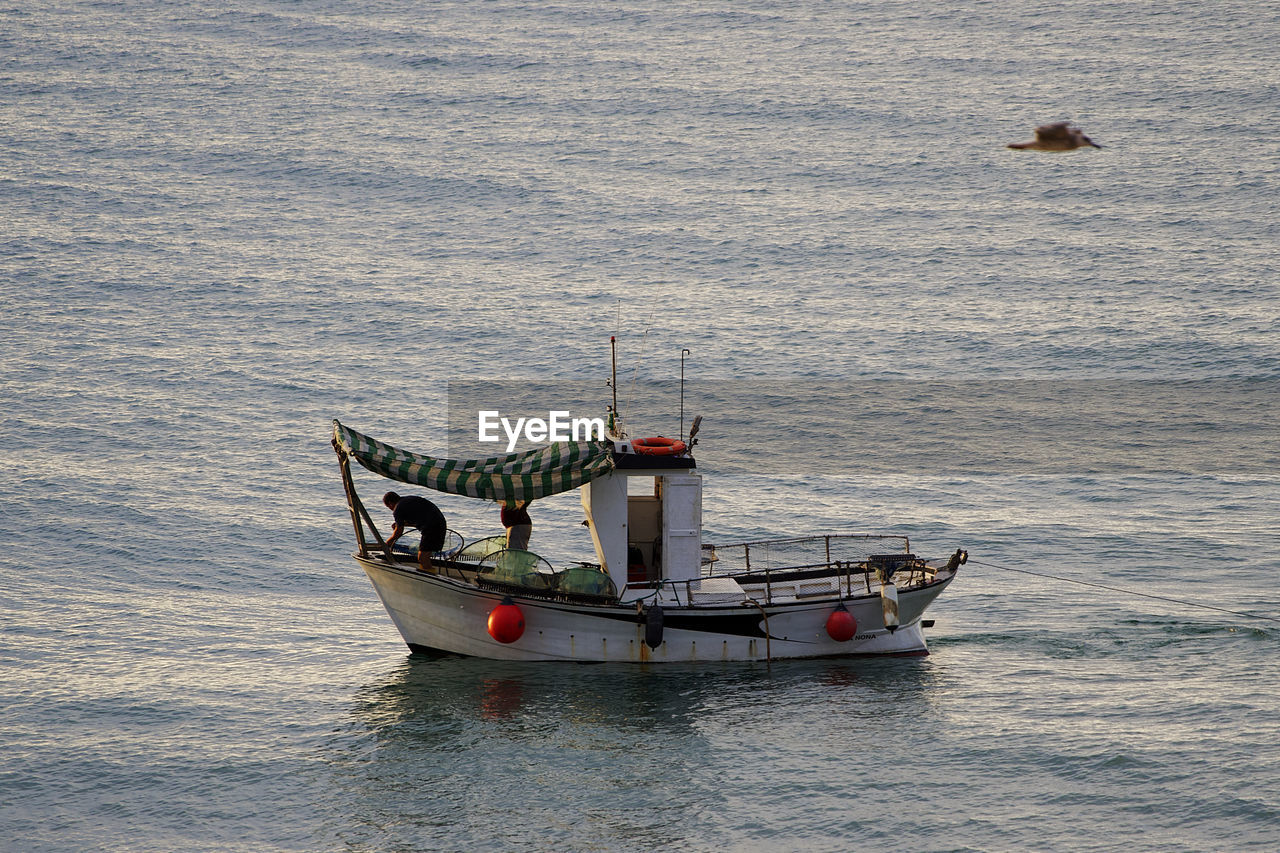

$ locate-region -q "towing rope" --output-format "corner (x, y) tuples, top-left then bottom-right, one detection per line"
(967, 559), (1280, 625)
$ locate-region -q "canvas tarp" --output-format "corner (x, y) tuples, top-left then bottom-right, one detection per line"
(332, 420), (615, 503)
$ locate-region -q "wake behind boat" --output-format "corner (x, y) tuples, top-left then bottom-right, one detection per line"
(331, 413), (967, 663)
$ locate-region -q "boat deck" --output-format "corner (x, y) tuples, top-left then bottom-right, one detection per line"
(377, 532), (942, 608)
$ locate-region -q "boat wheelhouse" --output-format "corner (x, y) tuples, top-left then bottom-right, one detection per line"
(332, 420), (965, 662)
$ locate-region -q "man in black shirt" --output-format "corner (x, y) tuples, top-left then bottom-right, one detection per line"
(383, 491), (447, 572)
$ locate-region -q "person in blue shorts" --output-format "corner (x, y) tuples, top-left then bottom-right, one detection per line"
(383, 491), (447, 572)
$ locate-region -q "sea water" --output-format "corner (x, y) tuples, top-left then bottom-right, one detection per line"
(1, 1), (1278, 850)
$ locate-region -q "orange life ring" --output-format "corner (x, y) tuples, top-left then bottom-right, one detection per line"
(631, 436), (687, 456)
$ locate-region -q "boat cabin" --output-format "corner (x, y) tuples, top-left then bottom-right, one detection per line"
(581, 439), (701, 600)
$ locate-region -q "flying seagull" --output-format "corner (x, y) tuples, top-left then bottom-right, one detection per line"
(1007, 122), (1101, 151)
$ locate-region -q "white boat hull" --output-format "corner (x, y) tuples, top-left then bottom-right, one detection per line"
(356, 555), (954, 662)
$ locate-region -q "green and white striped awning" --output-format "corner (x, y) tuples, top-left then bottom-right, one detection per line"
(333, 420), (616, 502)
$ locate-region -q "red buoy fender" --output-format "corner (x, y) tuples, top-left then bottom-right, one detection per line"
(488, 597), (525, 644)
(826, 602), (857, 642)
(631, 436), (687, 456)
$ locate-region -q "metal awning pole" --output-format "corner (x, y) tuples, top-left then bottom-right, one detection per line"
(333, 440), (364, 553)
(334, 438), (391, 559)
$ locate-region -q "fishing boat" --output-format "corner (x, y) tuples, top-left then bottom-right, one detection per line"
(331, 413), (967, 663)
(332, 412), (967, 666)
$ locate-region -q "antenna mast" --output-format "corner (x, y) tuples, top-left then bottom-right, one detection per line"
(610, 336), (618, 435)
(680, 348), (690, 441)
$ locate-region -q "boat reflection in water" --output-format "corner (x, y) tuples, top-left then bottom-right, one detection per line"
(317, 653), (946, 849)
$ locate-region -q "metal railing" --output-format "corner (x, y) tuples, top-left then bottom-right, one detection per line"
(702, 534), (909, 573)
(696, 534), (922, 606)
